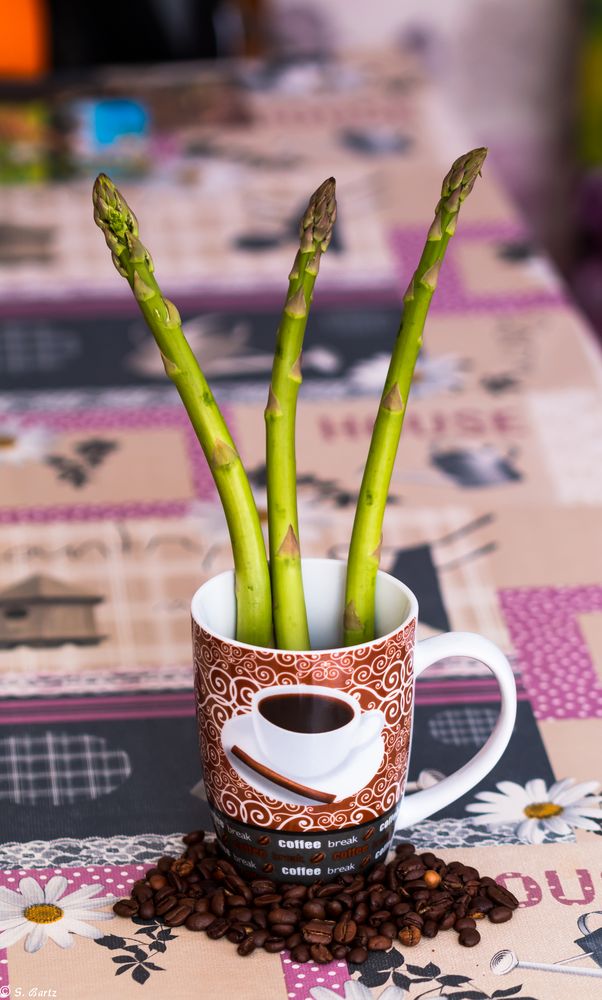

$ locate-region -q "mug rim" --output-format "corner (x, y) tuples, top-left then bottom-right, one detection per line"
(191, 557), (419, 655)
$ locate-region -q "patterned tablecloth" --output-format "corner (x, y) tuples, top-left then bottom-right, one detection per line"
(0, 49), (601, 1000)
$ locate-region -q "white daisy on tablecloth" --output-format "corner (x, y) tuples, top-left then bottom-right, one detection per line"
(311, 983), (406, 1000)
(0, 422), (55, 465)
(466, 778), (602, 844)
(0, 876), (115, 952)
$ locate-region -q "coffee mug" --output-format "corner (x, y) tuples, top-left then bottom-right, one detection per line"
(192, 558), (516, 883)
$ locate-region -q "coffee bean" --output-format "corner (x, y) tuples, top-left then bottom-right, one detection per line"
(333, 915), (357, 944)
(157, 855), (175, 873)
(302, 919), (335, 945)
(251, 879), (276, 894)
(332, 944), (349, 960)
(348, 946), (369, 964)
(310, 943), (333, 963)
(422, 919), (438, 938)
(132, 883), (153, 903)
(399, 926), (421, 946)
(455, 916), (476, 931)
(262, 863), (274, 874)
(303, 900), (326, 920)
(459, 927), (481, 947)
(182, 830), (205, 846)
(286, 932), (302, 949)
(186, 912), (215, 931)
(489, 906), (513, 924)
(252, 929), (268, 947)
(229, 906), (253, 923)
(138, 900), (155, 920)
(254, 893), (282, 907)
(206, 918), (230, 940)
(316, 884), (341, 899)
(268, 907), (297, 925)
(363, 826), (375, 841)
(486, 883), (519, 910)
(148, 874), (167, 891)
(171, 858), (194, 877)
(380, 921), (397, 939)
(264, 937), (286, 953)
(368, 935), (393, 951)
(155, 897), (178, 917)
(257, 835), (270, 846)
(439, 912), (456, 931)
(226, 926), (246, 944)
(237, 934), (256, 956)
(226, 894), (247, 908)
(325, 900), (343, 918)
(164, 904), (192, 927)
(284, 885), (307, 901)
(291, 944), (311, 963)
(423, 869), (441, 889)
(113, 899), (138, 917)
(310, 851), (325, 864)
(210, 889), (226, 917)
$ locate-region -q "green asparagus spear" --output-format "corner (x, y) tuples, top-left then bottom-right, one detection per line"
(343, 148), (487, 646)
(92, 174), (273, 648)
(265, 178), (337, 649)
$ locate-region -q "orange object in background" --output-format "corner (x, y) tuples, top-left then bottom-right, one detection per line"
(0, 0), (48, 77)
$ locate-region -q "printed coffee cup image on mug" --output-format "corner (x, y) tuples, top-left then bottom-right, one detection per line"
(221, 684), (386, 802)
(192, 559), (516, 883)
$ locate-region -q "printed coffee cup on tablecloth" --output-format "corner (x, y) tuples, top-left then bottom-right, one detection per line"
(192, 558), (517, 883)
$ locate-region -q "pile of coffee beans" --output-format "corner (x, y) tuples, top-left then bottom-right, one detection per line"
(112, 832), (519, 964)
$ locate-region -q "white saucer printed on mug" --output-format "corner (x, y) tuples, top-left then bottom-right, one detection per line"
(221, 712), (384, 806)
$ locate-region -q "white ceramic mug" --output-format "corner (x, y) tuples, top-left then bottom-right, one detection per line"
(192, 559), (517, 882)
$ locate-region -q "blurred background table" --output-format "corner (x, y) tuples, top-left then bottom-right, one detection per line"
(0, 9), (602, 999)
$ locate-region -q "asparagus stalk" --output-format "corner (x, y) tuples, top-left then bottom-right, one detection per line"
(343, 148), (487, 646)
(265, 178), (337, 649)
(92, 174), (273, 648)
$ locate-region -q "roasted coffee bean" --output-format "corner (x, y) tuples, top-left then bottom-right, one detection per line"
(237, 934), (256, 956)
(262, 863), (274, 874)
(264, 937), (286, 953)
(252, 909), (268, 929)
(164, 904), (192, 927)
(138, 900), (155, 920)
(310, 944), (333, 963)
(332, 944), (349, 960)
(286, 932), (302, 949)
(167, 871), (186, 893)
(486, 883), (519, 910)
(251, 879), (276, 894)
(148, 874), (167, 891)
(401, 911), (423, 929)
(194, 899), (209, 914)
(268, 907), (297, 925)
(333, 915), (357, 944)
(399, 926), (421, 947)
(439, 912), (456, 931)
(229, 906), (253, 923)
(459, 927), (481, 947)
(257, 835), (270, 846)
(302, 919), (335, 945)
(310, 852), (325, 864)
(316, 884), (341, 899)
(363, 826), (375, 841)
(326, 900), (343, 918)
(422, 920), (438, 938)
(467, 896), (493, 919)
(271, 923), (298, 936)
(132, 883), (153, 903)
(392, 901), (411, 917)
(348, 946), (369, 964)
(226, 926), (246, 944)
(226, 894), (247, 909)
(369, 909), (392, 926)
(156, 897), (178, 917)
(489, 906), (513, 924)
(157, 855), (175, 873)
(367, 863), (387, 884)
(171, 858), (194, 877)
(395, 842), (416, 858)
(210, 889), (226, 917)
(455, 917), (477, 931)
(254, 893), (282, 907)
(353, 902), (369, 923)
(182, 830), (205, 846)
(284, 885), (307, 901)
(206, 918), (230, 940)
(252, 929), (268, 947)
(423, 869), (442, 889)
(368, 935), (393, 951)
(113, 899), (138, 917)
(291, 944), (311, 963)
(379, 920), (397, 939)
(303, 900), (326, 920)
(185, 912), (215, 931)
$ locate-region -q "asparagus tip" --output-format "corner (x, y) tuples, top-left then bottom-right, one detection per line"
(299, 177), (337, 254)
(92, 173), (138, 243)
(441, 147), (488, 206)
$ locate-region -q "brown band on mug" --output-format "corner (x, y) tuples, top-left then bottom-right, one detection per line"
(231, 745), (337, 804)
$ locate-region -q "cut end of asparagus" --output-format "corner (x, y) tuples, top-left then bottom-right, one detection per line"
(299, 177), (337, 253)
(93, 173), (138, 246)
(343, 600), (364, 633)
(440, 147), (488, 211)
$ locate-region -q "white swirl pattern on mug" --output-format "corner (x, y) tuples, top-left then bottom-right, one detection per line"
(193, 618), (415, 832)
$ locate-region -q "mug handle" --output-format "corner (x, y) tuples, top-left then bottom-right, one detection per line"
(395, 631), (517, 830)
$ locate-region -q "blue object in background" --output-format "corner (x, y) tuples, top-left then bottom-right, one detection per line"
(92, 98), (149, 146)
